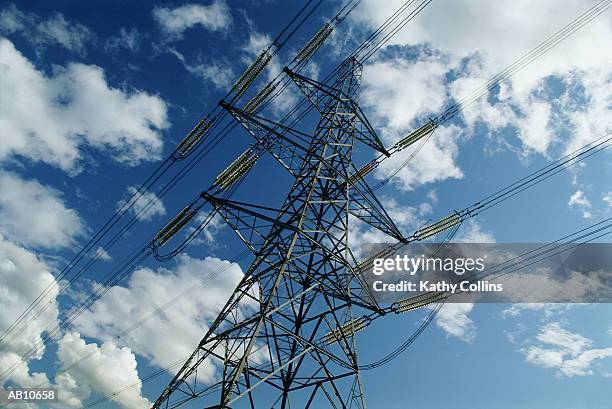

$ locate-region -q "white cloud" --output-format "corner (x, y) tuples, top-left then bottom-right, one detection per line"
(0, 4), (93, 54)
(74, 254), (247, 379)
(384, 197), (429, 229)
(167, 47), (234, 89)
(348, 215), (398, 260)
(348, 196), (435, 259)
(373, 125), (464, 191)
(106, 27), (141, 53)
(0, 235), (147, 408)
(568, 190), (592, 219)
(187, 61), (234, 89)
(569, 190), (591, 207)
(56, 332), (149, 409)
(188, 212), (226, 246)
(153, 0), (231, 39)
(0, 172), (86, 249)
(353, 0), (612, 86)
(352, 0), (612, 159)
(94, 246), (112, 262)
(361, 55), (449, 129)
(453, 220), (495, 243)
(0, 38), (169, 172)
(515, 99), (553, 155)
(447, 67), (517, 133)
(536, 322), (591, 356)
(503, 303), (575, 318)
(499, 267), (606, 305)
(0, 234), (59, 385)
(357, 52), (462, 190)
(604, 192), (612, 207)
(0, 351), (50, 390)
(435, 303), (476, 343)
(0, 4), (26, 34)
(426, 189), (438, 204)
(521, 322), (612, 377)
(563, 69), (612, 156)
(116, 186), (166, 222)
(35, 13), (93, 54)
(241, 31), (270, 57)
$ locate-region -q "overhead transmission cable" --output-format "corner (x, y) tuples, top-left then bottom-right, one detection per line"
(6, 128), (609, 384)
(28, 135), (612, 402)
(3, 0), (608, 386)
(359, 216), (612, 370)
(351, 0), (612, 188)
(0, 0), (429, 354)
(0, 0), (345, 350)
(53, 0), (612, 396)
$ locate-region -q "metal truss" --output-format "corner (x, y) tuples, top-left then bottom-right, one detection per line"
(152, 57), (403, 409)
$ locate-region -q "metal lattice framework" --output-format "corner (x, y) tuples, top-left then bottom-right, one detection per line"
(153, 58), (404, 409)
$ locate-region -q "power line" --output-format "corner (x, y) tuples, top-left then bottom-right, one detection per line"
(0, 0), (357, 354)
(0, 0), (438, 356)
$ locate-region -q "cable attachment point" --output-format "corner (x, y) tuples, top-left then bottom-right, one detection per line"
(347, 161), (377, 185)
(392, 292), (448, 314)
(396, 119), (438, 150)
(324, 316), (371, 345)
(174, 116), (213, 159)
(413, 211), (462, 241)
(154, 205), (200, 246)
(212, 148), (258, 191)
(295, 23), (334, 62)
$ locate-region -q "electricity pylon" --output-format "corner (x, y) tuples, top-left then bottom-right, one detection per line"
(153, 57), (405, 409)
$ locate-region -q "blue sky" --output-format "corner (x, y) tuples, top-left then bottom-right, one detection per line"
(0, 1), (611, 408)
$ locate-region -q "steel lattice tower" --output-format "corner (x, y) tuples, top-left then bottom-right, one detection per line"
(153, 58), (404, 409)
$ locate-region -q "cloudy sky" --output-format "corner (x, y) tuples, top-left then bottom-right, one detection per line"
(0, 0), (611, 408)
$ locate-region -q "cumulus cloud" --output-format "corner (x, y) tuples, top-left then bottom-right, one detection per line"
(353, 0), (612, 166)
(0, 174), (150, 404)
(153, 0), (231, 39)
(116, 186), (166, 222)
(56, 332), (149, 409)
(94, 246), (112, 262)
(0, 4), (94, 54)
(562, 69), (612, 155)
(74, 254), (248, 379)
(435, 303), (476, 342)
(353, 0), (611, 85)
(515, 99), (553, 155)
(0, 351), (50, 391)
(0, 234), (59, 385)
(361, 53), (449, 129)
(0, 172), (86, 249)
(187, 212), (226, 247)
(0, 38), (169, 172)
(373, 125), (464, 191)
(603, 192), (612, 207)
(453, 220), (495, 243)
(568, 190), (592, 218)
(521, 322), (612, 377)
